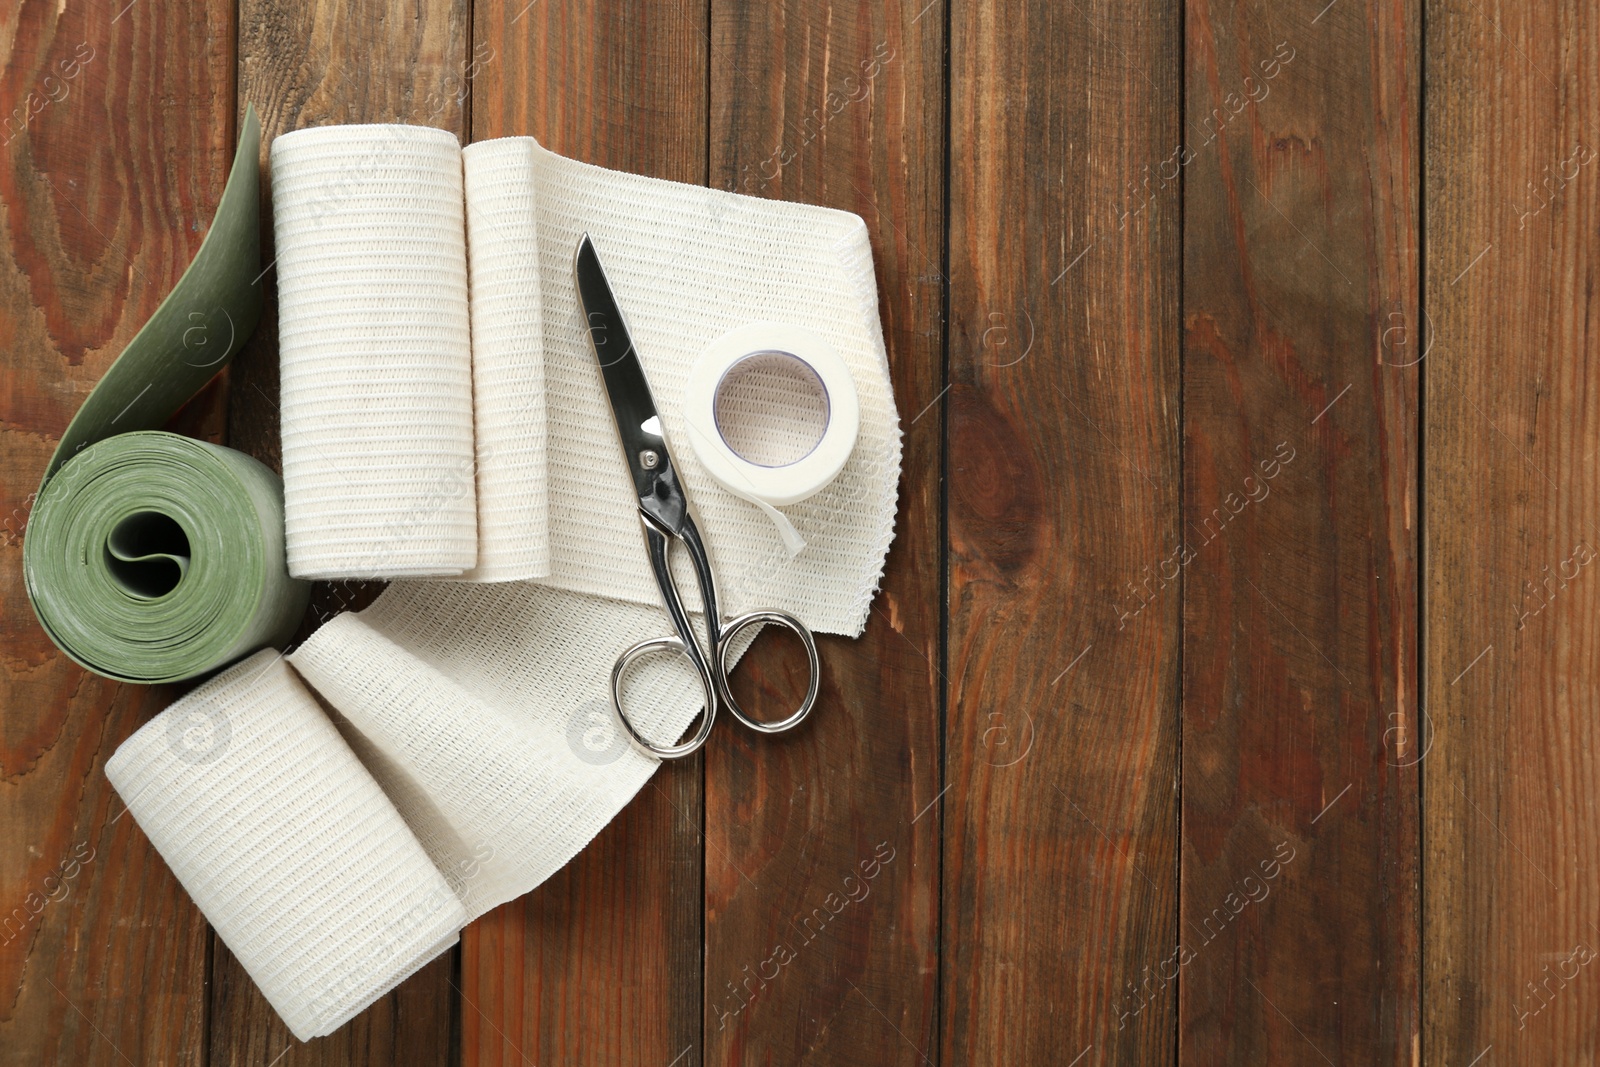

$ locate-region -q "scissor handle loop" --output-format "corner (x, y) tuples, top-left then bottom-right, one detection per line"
(610, 634), (718, 760)
(716, 609), (821, 735)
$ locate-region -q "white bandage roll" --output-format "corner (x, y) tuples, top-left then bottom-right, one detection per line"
(105, 651), (466, 1041)
(682, 323), (860, 553)
(272, 124), (478, 579)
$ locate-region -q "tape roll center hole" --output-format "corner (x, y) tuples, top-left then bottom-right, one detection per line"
(713, 351), (830, 468)
(105, 510), (190, 599)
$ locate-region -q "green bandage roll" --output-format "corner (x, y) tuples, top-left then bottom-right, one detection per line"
(25, 432), (306, 683)
(22, 105), (309, 683)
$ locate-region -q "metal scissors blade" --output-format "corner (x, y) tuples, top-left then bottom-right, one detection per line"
(573, 233), (689, 536)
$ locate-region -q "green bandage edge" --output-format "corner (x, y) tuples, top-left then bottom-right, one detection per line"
(23, 105), (311, 683)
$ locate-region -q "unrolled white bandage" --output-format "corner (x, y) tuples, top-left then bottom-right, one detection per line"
(683, 323), (860, 554)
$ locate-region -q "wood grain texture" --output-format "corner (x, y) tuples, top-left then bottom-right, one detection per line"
(1180, 0), (1420, 1062)
(1426, 1), (1600, 1063)
(704, 2), (943, 1064)
(215, 0), (469, 1062)
(945, 0), (1182, 1062)
(459, 3), (708, 1065)
(0, 0), (234, 1063)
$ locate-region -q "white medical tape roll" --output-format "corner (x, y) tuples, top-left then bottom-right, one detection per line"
(683, 323), (859, 555)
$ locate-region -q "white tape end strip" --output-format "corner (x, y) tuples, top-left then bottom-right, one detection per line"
(755, 498), (808, 557)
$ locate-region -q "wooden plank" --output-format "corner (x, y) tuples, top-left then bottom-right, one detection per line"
(1180, 0), (1420, 1062)
(1425, 1), (1600, 1062)
(458, 3), (708, 1065)
(703, 2), (943, 1064)
(945, 1), (1182, 1062)
(0, 0), (235, 1063)
(212, 1), (470, 1062)
(940, 0), (1184, 1062)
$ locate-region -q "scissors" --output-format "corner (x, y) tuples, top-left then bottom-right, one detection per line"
(574, 234), (821, 760)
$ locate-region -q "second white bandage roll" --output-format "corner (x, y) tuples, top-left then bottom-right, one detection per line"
(105, 651), (466, 1041)
(272, 124), (478, 578)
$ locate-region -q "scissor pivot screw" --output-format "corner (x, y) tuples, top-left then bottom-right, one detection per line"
(640, 449), (660, 469)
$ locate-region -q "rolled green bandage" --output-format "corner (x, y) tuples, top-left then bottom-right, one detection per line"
(22, 104), (309, 683)
(25, 432), (307, 683)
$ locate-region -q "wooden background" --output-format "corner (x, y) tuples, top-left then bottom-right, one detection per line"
(1, 0), (1594, 1062)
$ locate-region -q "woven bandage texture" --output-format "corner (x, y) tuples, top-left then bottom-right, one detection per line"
(288, 588), (734, 922)
(105, 651), (466, 1040)
(459, 138), (551, 580)
(271, 125), (479, 579)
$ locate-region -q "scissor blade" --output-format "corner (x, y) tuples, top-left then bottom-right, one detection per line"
(574, 234), (688, 531)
